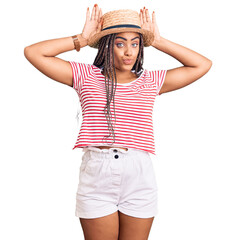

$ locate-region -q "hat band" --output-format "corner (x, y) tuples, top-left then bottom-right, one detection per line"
(102, 24), (141, 31)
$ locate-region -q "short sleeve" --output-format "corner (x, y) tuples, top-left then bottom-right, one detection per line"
(150, 69), (167, 96)
(68, 61), (92, 94)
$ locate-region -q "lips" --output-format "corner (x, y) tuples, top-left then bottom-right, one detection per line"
(123, 59), (133, 65)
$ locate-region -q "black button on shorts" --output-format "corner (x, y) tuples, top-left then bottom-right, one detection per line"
(114, 155), (119, 159)
(113, 149), (118, 153)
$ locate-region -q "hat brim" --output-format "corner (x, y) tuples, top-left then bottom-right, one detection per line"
(88, 28), (154, 49)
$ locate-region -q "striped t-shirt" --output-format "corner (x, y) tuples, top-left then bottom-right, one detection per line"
(68, 61), (167, 156)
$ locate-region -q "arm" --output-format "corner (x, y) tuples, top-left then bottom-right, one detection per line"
(24, 4), (103, 87)
(139, 7), (212, 95)
(152, 37), (212, 95)
(24, 34), (88, 87)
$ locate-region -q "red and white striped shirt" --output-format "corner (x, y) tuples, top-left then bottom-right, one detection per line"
(68, 61), (167, 156)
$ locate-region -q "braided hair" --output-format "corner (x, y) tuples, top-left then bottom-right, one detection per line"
(93, 32), (144, 145)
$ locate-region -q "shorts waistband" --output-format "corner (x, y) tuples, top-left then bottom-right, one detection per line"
(83, 146), (130, 154)
(82, 146), (149, 160)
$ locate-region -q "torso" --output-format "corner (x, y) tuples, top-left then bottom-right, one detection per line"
(94, 146), (128, 151)
(101, 71), (138, 84)
(96, 70), (135, 151)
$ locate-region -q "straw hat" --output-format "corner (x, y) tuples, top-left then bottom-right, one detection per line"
(87, 9), (154, 49)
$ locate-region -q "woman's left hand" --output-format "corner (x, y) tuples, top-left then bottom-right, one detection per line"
(139, 7), (161, 44)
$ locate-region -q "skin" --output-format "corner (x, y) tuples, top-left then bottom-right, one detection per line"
(24, 3), (212, 239)
(97, 31), (141, 152)
(112, 31), (141, 83)
(80, 6), (212, 239)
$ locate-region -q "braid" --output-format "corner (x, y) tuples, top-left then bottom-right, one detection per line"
(93, 33), (144, 145)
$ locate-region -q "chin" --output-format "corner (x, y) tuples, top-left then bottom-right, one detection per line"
(123, 64), (134, 68)
(116, 64), (133, 71)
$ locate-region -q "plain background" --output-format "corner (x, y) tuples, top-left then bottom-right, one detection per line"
(1, 0), (235, 239)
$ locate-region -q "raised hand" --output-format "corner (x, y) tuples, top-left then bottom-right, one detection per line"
(139, 7), (161, 43)
(81, 4), (103, 41)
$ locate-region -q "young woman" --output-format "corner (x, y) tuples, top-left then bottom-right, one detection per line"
(24, 4), (212, 240)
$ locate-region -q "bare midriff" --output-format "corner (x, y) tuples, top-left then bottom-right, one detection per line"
(94, 146), (128, 151)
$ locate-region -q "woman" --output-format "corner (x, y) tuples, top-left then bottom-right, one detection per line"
(24, 4), (212, 240)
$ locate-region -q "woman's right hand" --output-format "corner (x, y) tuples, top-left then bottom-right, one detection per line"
(81, 4), (103, 42)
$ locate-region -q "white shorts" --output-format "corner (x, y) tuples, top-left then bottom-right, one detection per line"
(75, 146), (158, 219)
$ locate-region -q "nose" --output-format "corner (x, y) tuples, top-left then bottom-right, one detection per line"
(124, 45), (132, 56)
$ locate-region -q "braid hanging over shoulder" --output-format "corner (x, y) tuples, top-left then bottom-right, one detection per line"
(93, 33), (144, 145)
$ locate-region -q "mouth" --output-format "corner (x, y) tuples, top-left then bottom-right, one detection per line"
(123, 59), (133, 65)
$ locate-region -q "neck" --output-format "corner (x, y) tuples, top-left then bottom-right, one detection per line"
(101, 67), (138, 80)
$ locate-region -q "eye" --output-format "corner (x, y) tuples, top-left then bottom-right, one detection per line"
(116, 43), (124, 47)
(116, 42), (139, 48)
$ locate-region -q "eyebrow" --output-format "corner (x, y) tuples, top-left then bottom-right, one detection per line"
(115, 36), (140, 41)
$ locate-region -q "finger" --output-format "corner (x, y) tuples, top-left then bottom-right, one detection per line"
(91, 4), (96, 20)
(98, 9), (101, 22)
(95, 6), (99, 22)
(100, 18), (104, 28)
(97, 21), (101, 31)
(140, 9), (143, 25)
(99, 9), (103, 23)
(152, 11), (156, 23)
(98, 17), (103, 31)
(86, 7), (90, 22)
(143, 7), (146, 22)
(146, 9), (151, 22)
(94, 5), (99, 21)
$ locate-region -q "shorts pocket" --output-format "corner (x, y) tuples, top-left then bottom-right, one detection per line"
(81, 151), (103, 175)
(80, 151), (90, 172)
(84, 160), (100, 174)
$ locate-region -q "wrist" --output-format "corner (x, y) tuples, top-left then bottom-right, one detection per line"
(151, 36), (163, 49)
(77, 33), (88, 48)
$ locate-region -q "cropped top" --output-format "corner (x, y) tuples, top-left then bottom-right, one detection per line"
(68, 61), (167, 156)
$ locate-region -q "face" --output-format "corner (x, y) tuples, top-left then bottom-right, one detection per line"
(113, 32), (140, 72)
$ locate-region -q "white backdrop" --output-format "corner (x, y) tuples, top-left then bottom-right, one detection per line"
(1, 0), (235, 239)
